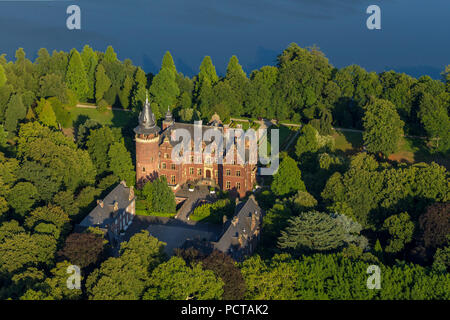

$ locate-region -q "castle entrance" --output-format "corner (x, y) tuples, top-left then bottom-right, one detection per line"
(205, 169), (212, 179)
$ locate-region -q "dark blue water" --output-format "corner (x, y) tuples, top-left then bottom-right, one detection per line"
(0, 0), (449, 79)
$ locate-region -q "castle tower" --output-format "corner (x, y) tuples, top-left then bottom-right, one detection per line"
(134, 95), (161, 186)
(162, 106), (174, 130)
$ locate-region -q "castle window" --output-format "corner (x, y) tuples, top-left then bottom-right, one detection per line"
(236, 182), (241, 190)
(171, 164), (176, 170)
(164, 153), (169, 159)
(197, 168), (202, 176)
(226, 169), (231, 176)
(162, 163), (166, 169)
(215, 170), (218, 177)
(190, 156), (194, 163)
(142, 167), (146, 172)
(236, 170), (241, 177)
(171, 175), (176, 185)
(189, 167), (194, 175)
(226, 181), (231, 190)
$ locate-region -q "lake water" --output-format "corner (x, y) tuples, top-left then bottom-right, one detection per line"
(0, 0), (449, 79)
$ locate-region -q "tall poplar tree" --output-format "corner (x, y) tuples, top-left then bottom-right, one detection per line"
(95, 64), (111, 104)
(81, 45), (99, 101)
(0, 64), (7, 88)
(4, 94), (27, 133)
(161, 51), (177, 75)
(65, 49), (89, 101)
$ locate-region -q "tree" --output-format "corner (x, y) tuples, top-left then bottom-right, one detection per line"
(0, 232), (57, 277)
(131, 67), (147, 109)
(161, 51), (177, 75)
(382, 212), (414, 253)
(278, 211), (360, 254)
(196, 56), (218, 115)
(86, 126), (122, 174)
(6, 182), (38, 216)
(95, 64), (111, 104)
(38, 74), (67, 102)
(119, 75), (133, 109)
(240, 254), (299, 300)
(271, 156), (306, 196)
(58, 233), (104, 268)
(0, 64), (6, 88)
(103, 46), (118, 64)
(24, 205), (70, 240)
(247, 66), (278, 118)
(81, 45), (98, 100)
(295, 124), (320, 158)
(149, 68), (179, 117)
(143, 256), (224, 300)
(141, 176), (176, 213)
(108, 142), (135, 186)
(36, 99), (57, 128)
(65, 49), (89, 101)
(224, 55), (248, 116)
(21, 261), (82, 300)
(418, 93), (450, 152)
(362, 98), (404, 157)
(86, 231), (165, 300)
(201, 250), (246, 300)
(0, 124), (7, 148)
(4, 94), (27, 133)
(419, 203), (450, 253)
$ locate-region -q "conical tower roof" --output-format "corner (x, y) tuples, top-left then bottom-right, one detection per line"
(164, 106), (173, 121)
(134, 94), (160, 136)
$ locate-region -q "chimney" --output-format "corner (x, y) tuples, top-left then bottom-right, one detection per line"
(113, 201), (119, 212)
(129, 186), (135, 201)
(223, 215), (228, 225)
(97, 200), (104, 208)
(232, 216), (239, 227)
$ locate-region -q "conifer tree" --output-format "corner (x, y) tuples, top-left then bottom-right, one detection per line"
(103, 46), (118, 63)
(362, 98), (404, 157)
(95, 64), (111, 104)
(65, 49), (89, 101)
(37, 99), (57, 128)
(149, 68), (179, 117)
(196, 56), (218, 117)
(271, 156), (306, 196)
(81, 45), (99, 101)
(132, 67), (147, 109)
(108, 142), (135, 186)
(161, 51), (177, 75)
(119, 76), (133, 109)
(0, 64), (6, 88)
(197, 56), (218, 91)
(4, 94), (27, 133)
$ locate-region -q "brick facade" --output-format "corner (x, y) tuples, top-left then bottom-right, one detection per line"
(135, 101), (256, 198)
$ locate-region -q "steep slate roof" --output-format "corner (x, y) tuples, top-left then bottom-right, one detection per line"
(213, 195), (262, 255)
(79, 182), (134, 229)
(134, 96), (160, 136)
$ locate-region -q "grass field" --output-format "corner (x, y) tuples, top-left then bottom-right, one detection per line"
(333, 130), (449, 169)
(69, 107), (136, 128)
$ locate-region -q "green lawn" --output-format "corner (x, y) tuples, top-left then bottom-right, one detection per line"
(69, 107), (136, 128)
(333, 131), (364, 153)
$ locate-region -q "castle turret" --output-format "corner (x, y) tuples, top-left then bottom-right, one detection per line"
(162, 106), (174, 130)
(134, 95), (161, 186)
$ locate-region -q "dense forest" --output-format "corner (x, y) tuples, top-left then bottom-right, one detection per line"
(0, 44), (448, 300)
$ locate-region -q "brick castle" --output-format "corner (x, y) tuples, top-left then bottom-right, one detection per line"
(134, 97), (257, 198)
